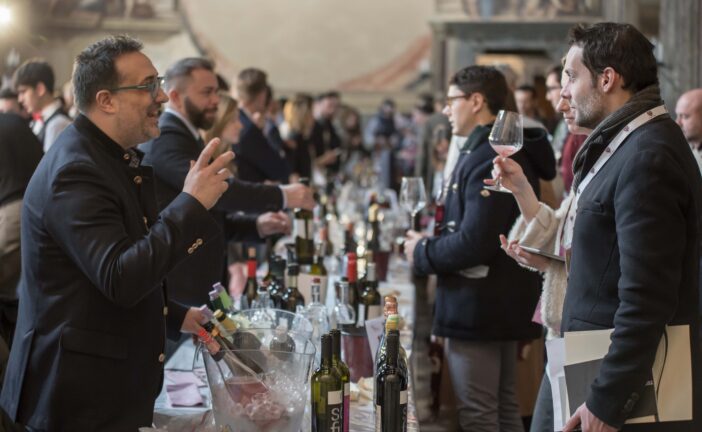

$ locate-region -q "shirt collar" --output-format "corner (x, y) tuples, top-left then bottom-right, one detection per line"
(73, 114), (142, 167)
(40, 100), (63, 121)
(460, 123), (492, 152)
(165, 107), (200, 140)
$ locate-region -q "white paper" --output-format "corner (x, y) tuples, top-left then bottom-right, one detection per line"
(546, 338), (568, 431)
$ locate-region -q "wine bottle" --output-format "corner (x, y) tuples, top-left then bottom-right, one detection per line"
(343, 223), (357, 256)
(374, 332), (408, 432)
(267, 256), (286, 308)
(375, 315), (408, 379)
(374, 296), (398, 375)
(330, 329), (351, 432)
(282, 263), (305, 312)
(243, 247), (258, 309)
(197, 327), (263, 377)
(367, 203), (381, 254)
(345, 253), (359, 318)
(269, 323), (296, 361)
(357, 262), (382, 327)
(294, 178), (315, 265)
(212, 282), (233, 312)
(213, 309), (237, 338)
(311, 334), (344, 432)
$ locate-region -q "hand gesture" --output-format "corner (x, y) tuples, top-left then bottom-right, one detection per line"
(183, 138), (234, 210)
(484, 156), (530, 195)
(563, 403), (618, 432)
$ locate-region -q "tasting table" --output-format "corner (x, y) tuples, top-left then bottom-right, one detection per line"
(151, 256), (418, 431)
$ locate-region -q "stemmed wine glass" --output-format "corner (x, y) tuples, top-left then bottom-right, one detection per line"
(400, 177), (427, 231)
(484, 110), (523, 193)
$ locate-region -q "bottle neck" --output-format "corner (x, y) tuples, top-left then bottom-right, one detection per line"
(247, 260), (257, 280)
(347, 261), (357, 283)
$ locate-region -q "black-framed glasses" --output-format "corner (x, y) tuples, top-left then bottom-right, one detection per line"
(445, 94), (472, 107)
(108, 76), (164, 100)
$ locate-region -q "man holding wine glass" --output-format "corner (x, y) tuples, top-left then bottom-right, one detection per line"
(404, 65), (552, 432)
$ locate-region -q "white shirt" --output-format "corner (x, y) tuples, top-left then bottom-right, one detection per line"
(34, 100), (72, 152)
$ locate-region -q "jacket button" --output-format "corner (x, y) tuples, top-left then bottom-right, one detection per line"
(187, 247), (194, 254)
(480, 189), (490, 197)
(163, 306), (168, 316)
(158, 353), (165, 363)
(631, 392), (639, 401)
(196, 238), (203, 246)
(133, 175), (143, 185)
(123, 153), (130, 161)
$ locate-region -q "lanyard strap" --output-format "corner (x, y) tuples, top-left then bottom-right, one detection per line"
(561, 105), (668, 259)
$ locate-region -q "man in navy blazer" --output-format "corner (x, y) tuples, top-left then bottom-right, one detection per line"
(140, 58), (314, 308)
(0, 36), (234, 430)
(405, 66), (551, 431)
(560, 23), (701, 432)
(233, 68), (291, 184)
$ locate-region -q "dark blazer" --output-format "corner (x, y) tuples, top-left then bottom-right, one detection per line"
(0, 115), (220, 430)
(0, 114), (42, 206)
(413, 124), (545, 341)
(234, 110), (290, 184)
(561, 115), (702, 430)
(140, 111), (284, 306)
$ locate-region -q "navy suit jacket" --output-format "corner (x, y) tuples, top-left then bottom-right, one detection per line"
(0, 115), (219, 430)
(140, 112), (284, 306)
(234, 110), (290, 184)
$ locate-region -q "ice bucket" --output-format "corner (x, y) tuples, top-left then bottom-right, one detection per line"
(202, 328), (315, 431)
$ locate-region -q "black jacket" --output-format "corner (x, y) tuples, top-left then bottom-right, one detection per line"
(0, 114), (42, 206)
(140, 112), (284, 306)
(0, 115), (219, 430)
(413, 124), (546, 341)
(561, 115), (702, 430)
(234, 110), (290, 184)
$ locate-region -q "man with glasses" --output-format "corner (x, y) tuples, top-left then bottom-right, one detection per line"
(0, 36), (233, 430)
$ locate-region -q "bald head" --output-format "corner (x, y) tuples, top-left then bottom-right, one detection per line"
(676, 89), (702, 147)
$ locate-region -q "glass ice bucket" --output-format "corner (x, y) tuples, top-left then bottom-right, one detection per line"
(201, 327), (315, 431)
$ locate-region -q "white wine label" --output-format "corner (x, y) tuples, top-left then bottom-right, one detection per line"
(294, 219), (313, 240)
(375, 405), (381, 431)
(328, 389), (343, 405)
(357, 304), (366, 327)
(367, 305), (382, 320)
(400, 390), (408, 404)
(297, 274), (327, 305)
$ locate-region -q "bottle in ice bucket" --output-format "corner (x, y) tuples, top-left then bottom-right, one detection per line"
(374, 332), (408, 432)
(294, 178), (315, 265)
(311, 334), (344, 432)
(209, 282), (233, 313)
(213, 309), (237, 337)
(269, 323), (296, 361)
(330, 329), (351, 432)
(282, 263), (305, 312)
(266, 255), (286, 308)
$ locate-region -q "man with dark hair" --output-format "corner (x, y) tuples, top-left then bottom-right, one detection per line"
(140, 57), (313, 309)
(404, 65), (552, 431)
(0, 36), (234, 430)
(559, 23), (701, 432)
(310, 90), (342, 176)
(515, 84), (541, 121)
(13, 59), (71, 152)
(234, 67), (290, 183)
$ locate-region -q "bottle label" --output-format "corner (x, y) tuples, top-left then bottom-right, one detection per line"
(367, 305), (382, 320)
(327, 389), (343, 431)
(357, 304), (366, 327)
(344, 382), (350, 432)
(294, 219), (313, 240)
(298, 274), (327, 305)
(375, 405), (381, 431)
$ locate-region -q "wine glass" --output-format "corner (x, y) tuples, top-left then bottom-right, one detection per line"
(400, 177), (427, 231)
(484, 110), (523, 193)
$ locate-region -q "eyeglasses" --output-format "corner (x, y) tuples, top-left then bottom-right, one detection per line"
(109, 76), (164, 100)
(445, 94), (472, 107)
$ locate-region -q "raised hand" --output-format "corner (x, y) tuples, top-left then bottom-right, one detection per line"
(183, 138), (234, 209)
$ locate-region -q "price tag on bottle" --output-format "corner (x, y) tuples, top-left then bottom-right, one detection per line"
(365, 316), (386, 363)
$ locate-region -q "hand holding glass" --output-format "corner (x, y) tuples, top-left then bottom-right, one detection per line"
(484, 110), (523, 193)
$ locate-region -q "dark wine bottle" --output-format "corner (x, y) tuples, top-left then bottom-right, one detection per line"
(374, 332), (407, 431)
(243, 247), (258, 309)
(267, 256), (286, 308)
(330, 329), (351, 432)
(345, 252), (359, 317)
(294, 178), (315, 265)
(281, 263), (305, 312)
(357, 262), (382, 327)
(311, 334), (344, 432)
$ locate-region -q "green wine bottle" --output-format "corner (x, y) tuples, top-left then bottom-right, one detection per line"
(357, 262), (382, 327)
(330, 329), (350, 432)
(282, 263), (305, 312)
(311, 334), (344, 432)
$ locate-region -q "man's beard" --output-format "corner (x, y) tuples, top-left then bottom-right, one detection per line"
(185, 97), (216, 130)
(575, 87), (607, 130)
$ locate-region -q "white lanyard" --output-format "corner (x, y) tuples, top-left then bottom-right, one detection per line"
(561, 105), (668, 251)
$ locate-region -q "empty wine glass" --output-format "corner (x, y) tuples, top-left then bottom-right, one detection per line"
(332, 280), (356, 326)
(400, 176), (427, 231)
(484, 110), (523, 193)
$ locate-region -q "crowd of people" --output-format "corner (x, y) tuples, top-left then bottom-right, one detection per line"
(0, 19), (701, 432)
